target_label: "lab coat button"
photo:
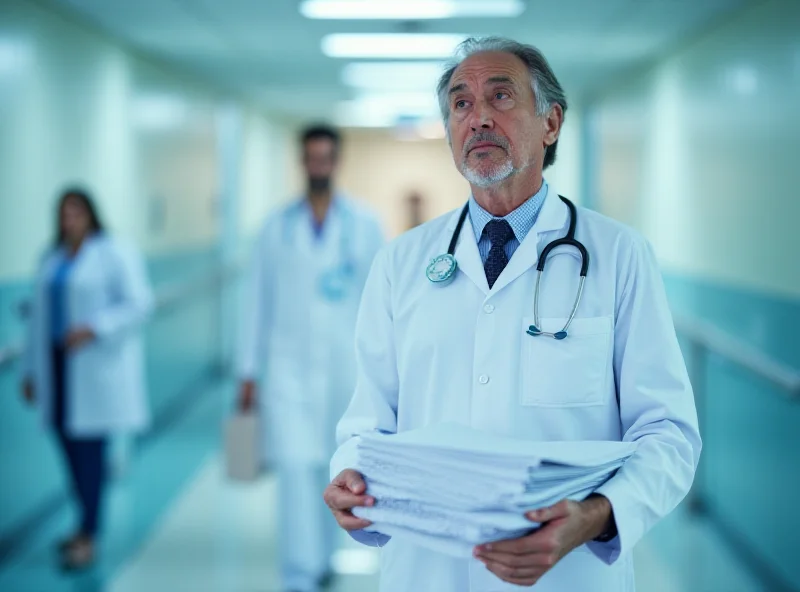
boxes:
[478,374,490,385]
[483,304,495,314]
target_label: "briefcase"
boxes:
[224,412,261,482]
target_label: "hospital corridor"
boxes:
[0,1,798,591]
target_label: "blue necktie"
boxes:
[484,219,515,289]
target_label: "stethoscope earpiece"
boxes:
[527,325,569,340]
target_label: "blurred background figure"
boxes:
[405,191,426,230]
[237,124,384,592]
[20,188,153,571]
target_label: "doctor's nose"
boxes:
[469,103,495,132]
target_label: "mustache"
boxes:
[463,133,510,156]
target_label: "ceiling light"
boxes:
[342,61,445,91]
[301,0,525,20]
[132,94,187,130]
[323,34,467,59]
[335,91,441,127]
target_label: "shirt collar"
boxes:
[468,179,549,243]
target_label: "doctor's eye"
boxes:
[454,99,469,110]
[494,92,510,100]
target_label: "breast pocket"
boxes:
[520,316,613,407]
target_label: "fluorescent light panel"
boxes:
[132,94,187,130]
[301,0,525,20]
[335,91,440,127]
[342,61,445,91]
[323,34,467,59]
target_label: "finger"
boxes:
[478,525,559,556]
[334,511,373,531]
[484,563,541,587]
[477,550,556,570]
[527,499,571,523]
[324,488,374,511]
[345,472,367,494]
[475,533,539,556]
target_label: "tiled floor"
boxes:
[0,379,770,592]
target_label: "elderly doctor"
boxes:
[324,37,701,592]
[237,124,384,592]
[22,187,153,570]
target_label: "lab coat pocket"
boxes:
[520,316,612,407]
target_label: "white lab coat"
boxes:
[238,196,385,465]
[332,183,702,592]
[23,235,154,437]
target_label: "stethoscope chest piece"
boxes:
[319,263,354,302]
[426,253,458,284]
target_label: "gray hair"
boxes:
[436,36,568,169]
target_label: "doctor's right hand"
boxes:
[238,380,257,412]
[323,469,375,531]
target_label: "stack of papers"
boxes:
[352,423,637,557]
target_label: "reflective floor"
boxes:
[0,380,767,592]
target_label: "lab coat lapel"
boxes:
[488,186,569,295]
[447,207,489,295]
[293,198,334,269]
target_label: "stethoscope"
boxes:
[284,199,355,302]
[425,195,589,340]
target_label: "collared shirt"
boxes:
[299,194,341,241]
[468,180,548,264]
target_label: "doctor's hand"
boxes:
[473,495,613,587]
[238,380,257,412]
[65,327,96,351]
[323,469,375,532]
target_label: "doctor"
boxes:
[325,37,701,592]
[237,124,384,592]
[21,187,153,570]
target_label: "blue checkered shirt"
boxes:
[469,181,548,264]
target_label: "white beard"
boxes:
[463,156,515,187]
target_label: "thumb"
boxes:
[527,499,571,523]
[346,471,366,494]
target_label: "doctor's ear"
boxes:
[543,105,563,145]
[542,105,564,169]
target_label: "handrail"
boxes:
[5,275,796,399]
[0,263,241,372]
[673,314,800,399]
[0,345,23,369]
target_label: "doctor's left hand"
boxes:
[473,495,612,587]
[65,327,96,351]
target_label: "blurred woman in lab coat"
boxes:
[21,187,154,571]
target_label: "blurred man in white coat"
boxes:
[324,37,700,592]
[238,124,384,592]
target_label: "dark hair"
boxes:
[56,186,104,246]
[300,124,341,153]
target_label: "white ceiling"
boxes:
[47,0,753,125]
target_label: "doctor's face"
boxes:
[60,195,92,245]
[303,137,338,193]
[446,52,554,187]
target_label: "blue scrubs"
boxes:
[49,254,106,537]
